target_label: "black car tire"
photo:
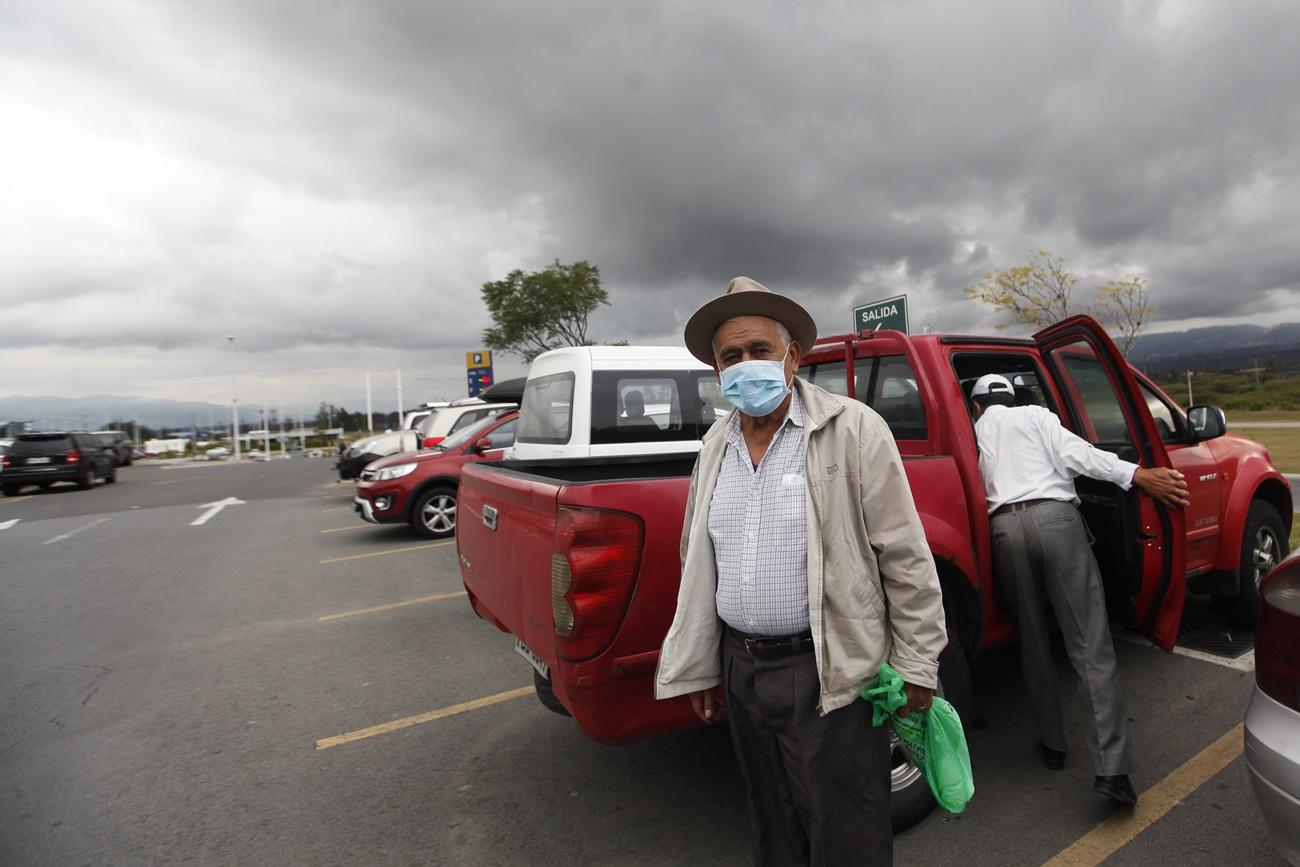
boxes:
[1213,500,1288,626]
[889,625,972,834]
[411,486,457,539]
[106,465,117,484]
[2,484,20,497]
[77,467,93,490]
[533,669,572,717]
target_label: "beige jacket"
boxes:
[654,378,947,715]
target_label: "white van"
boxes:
[511,346,726,461]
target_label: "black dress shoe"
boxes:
[1039,742,1066,771]
[1094,774,1138,805]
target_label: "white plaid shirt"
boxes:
[709,390,809,636]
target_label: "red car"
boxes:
[353,411,518,539]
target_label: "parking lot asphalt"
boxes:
[0,459,1289,865]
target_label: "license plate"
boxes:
[513,637,549,678]
[27,457,51,464]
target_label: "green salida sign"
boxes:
[853,294,909,334]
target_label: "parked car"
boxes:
[1,431,118,495]
[354,411,519,538]
[456,317,1291,831]
[93,430,135,466]
[1245,550,1300,865]
[336,398,517,480]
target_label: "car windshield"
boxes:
[432,412,505,451]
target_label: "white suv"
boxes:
[417,398,517,448]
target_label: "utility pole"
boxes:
[365,371,374,433]
[227,336,241,461]
[1186,370,1195,408]
[396,368,404,428]
[259,373,271,458]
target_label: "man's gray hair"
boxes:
[711,317,793,356]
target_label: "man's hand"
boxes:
[688,687,727,724]
[897,682,933,718]
[1134,467,1190,509]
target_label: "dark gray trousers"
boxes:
[722,629,892,867]
[991,500,1133,775]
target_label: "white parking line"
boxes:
[43,517,111,545]
[0,518,20,531]
[1172,645,1255,672]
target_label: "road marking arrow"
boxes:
[0,518,20,531]
[191,496,246,526]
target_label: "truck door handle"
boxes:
[483,505,498,531]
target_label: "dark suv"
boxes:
[1,432,118,495]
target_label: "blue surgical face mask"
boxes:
[720,347,792,417]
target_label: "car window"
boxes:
[1046,343,1135,447]
[695,375,730,431]
[591,371,708,445]
[485,419,517,449]
[951,352,1060,420]
[11,435,73,456]
[449,409,489,434]
[802,354,927,440]
[1137,379,1184,443]
[518,372,576,444]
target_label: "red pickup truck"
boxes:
[456,316,1292,827]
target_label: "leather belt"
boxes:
[729,628,815,659]
[991,498,1059,519]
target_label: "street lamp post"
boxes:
[259,373,271,459]
[226,336,241,461]
[1187,370,1195,408]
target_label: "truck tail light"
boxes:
[551,506,643,662]
[66,449,80,464]
[1,455,8,469]
[423,436,444,448]
[1257,560,1300,711]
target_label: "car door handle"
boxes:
[483,505,498,531]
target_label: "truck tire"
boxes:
[2,484,19,497]
[533,669,571,717]
[411,486,457,539]
[890,626,972,834]
[1214,500,1288,626]
[76,467,93,490]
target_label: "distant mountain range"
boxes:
[0,394,239,431]
[5,323,1299,428]
[1129,322,1300,374]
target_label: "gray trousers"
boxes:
[722,629,893,867]
[991,500,1133,775]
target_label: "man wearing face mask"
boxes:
[655,277,947,866]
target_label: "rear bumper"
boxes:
[1244,686,1300,865]
[2,466,80,485]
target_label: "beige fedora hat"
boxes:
[684,276,818,365]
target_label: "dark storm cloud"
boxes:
[4,0,1300,376]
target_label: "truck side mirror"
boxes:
[1187,405,1227,441]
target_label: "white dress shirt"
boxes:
[974,404,1138,513]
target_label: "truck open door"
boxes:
[1034,315,1188,651]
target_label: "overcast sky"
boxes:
[3,0,1298,412]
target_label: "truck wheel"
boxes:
[2,484,19,497]
[77,468,93,490]
[532,669,571,717]
[411,486,457,539]
[890,627,972,834]
[1214,500,1288,626]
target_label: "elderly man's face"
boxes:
[712,316,799,382]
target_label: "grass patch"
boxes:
[1230,426,1300,474]
[1230,410,1300,424]
[1292,522,1300,554]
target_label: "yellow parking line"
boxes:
[318,591,467,621]
[1,496,34,505]
[320,525,370,534]
[315,686,533,750]
[318,540,454,564]
[1043,722,1244,866]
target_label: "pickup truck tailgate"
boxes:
[457,462,563,669]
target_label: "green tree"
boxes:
[481,259,610,361]
[963,251,1155,357]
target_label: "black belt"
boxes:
[991,498,1060,519]
[728,628,814,659]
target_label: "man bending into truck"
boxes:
[969,373,1189,807]
[655,276,948,866]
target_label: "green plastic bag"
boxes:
[861,663,974,814]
